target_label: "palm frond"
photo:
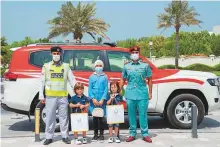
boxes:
[157,0,202,29]
[47,1,109,41]
[87,32,96,40]
[157,13,173,29]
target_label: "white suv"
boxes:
[2,43,220,129]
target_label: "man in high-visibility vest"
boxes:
[39,46,76,145]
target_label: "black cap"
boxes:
[50,46,63,53]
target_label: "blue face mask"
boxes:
[95,67,103,74]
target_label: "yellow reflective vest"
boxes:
[43,61,69,97]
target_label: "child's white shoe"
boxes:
[75,139,82,145]
[108,137,114,143]
[82,138,87,144]
[115,137,121,143]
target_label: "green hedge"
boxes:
[184,64,214,71]
[214,64,220,71]
[158,64,184,69]
[213,71,220,76]
[158,63,220,71]
[157,65,176,69]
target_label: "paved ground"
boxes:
[1,107,220,147]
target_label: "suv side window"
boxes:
[64,50,101,71]
[107,51,130,72]
[29,51,51,67]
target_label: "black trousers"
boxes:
[93,117,104,135]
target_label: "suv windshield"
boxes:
[63,50,101,71]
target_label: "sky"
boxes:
[1,1,220,43]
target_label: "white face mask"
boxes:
[130,53,139,61]
[52,55,61,62]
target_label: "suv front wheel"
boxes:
[166,94,205,129]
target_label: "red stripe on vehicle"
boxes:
[152,69,180,80]
[152,78,204,85]
[14,73,204,85]
[15,74,89,86]
[75,77,89,82]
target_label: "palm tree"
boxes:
[48,2,110,41]
[157,0,202,68]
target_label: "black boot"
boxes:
[92,117,99,142]
[62,138,71,144]
[43,139,53,145]
[92,134,99,142]
[99,134,104,143]
[99,117,104,142]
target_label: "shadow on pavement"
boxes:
[7,116,169,132]
[7,119,35,132]
[198,116,220,129]
[7,115,220,132]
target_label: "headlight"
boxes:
[207,78,219,86]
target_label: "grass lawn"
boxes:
[213,71,220,76]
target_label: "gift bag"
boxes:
[106,105,124,124]
[71,113,89,132]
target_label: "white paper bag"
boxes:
[106,105,124,124]
[71,113,89,132]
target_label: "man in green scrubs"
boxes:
[120,46,153,143]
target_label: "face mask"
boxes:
[130,53,139,61]
[52,55,60,62]
[95,67,103,74]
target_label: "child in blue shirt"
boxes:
[69,82,89,145]
[106,81,123,143]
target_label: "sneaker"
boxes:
[75,139,82,145]
[82,138,87,144]
[92,134,99,142]
[108,137,114,143]
[99,135,104,143]
[115,137,121,143]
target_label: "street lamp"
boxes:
[149,41,153,60]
